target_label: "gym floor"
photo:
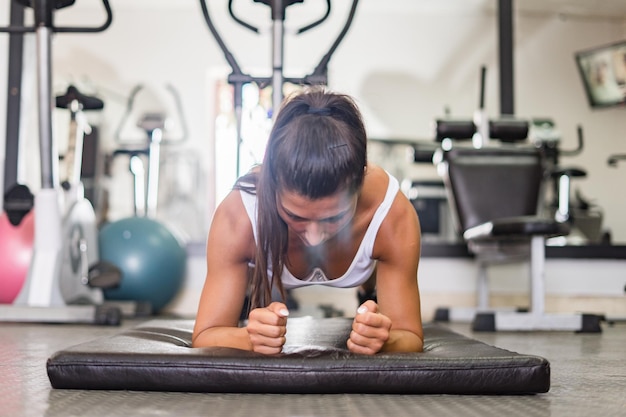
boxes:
[1,317,624,417]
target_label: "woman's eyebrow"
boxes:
[279,203,352,222]
[322,210,351,222]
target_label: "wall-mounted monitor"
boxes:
[575,40,626,109]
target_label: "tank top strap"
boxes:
[362,171,400,255]
[239,188,258,244]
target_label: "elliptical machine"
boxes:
[199,0,360,176]
[109,84,188,220]
[0,0,121,324]
[199,0,360,315]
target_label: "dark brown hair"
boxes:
[235,87,368,309]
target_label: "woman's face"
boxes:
[276,188,358,246]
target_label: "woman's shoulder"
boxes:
[361,163,393,199]
[210,189,256,258]
[354,164,391,219]
[363,163,416,224]
[213,189,253,233]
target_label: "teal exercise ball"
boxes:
[99,217,186,313]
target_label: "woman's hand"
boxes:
[347,300,392,355]
[246,301,289,354]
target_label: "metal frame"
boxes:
[3,1,25,201]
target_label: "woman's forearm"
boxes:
[380,329,424,353]
[192,326,253,350]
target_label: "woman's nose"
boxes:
[302,222,326,246]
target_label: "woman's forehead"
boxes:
[277,188,355,213]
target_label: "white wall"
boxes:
[1,1,625,316]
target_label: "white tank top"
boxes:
[240,172,400,289]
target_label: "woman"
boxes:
[193,88,423,355]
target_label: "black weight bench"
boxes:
[434,145,602,332]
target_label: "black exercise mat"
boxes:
[46,318,550,394]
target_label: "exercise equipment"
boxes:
[0,4,32,303]
[110,84,188,218]
[47,317,550,394]
[431,65,604,331]
[434,66,530,147]
[54,84,119,298]
[531,121,605,244]
[604,154,626,324]
[199,0,360,175]
[0,0,122,325]
[99,218,186,313]
[200,0,359,313]
[608,153,626,167]
[99,85,188,314]
[434,145,602,332]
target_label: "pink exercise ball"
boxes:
[0,210,34,304]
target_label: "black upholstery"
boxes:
[439,144,571,245]
[440,146,569,260]
[443,147,546,231]
[46,318,551,394]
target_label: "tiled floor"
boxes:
[0,317,624,417]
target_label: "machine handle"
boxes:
[607,154,626,167]
[228,0,330,34]
[0,0,112,33]
[200,0,359,86]
[55,0,113,33]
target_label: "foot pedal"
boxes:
[88,261,122,289]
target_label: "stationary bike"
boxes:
[55,86,122,302]
[0,0,121,324]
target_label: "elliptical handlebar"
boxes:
[200,0,359,176]
[305,0,358,85]
[228,0,260,33]
[296,0,331,34]
[55,0,112,34]
[199,0,359,87]
[200,0,246,80]
[228,0,330,34]
[0,0,112,34]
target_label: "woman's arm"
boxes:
[192,190,254,349]
[348,188,424,354]
[192,190,291,353]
